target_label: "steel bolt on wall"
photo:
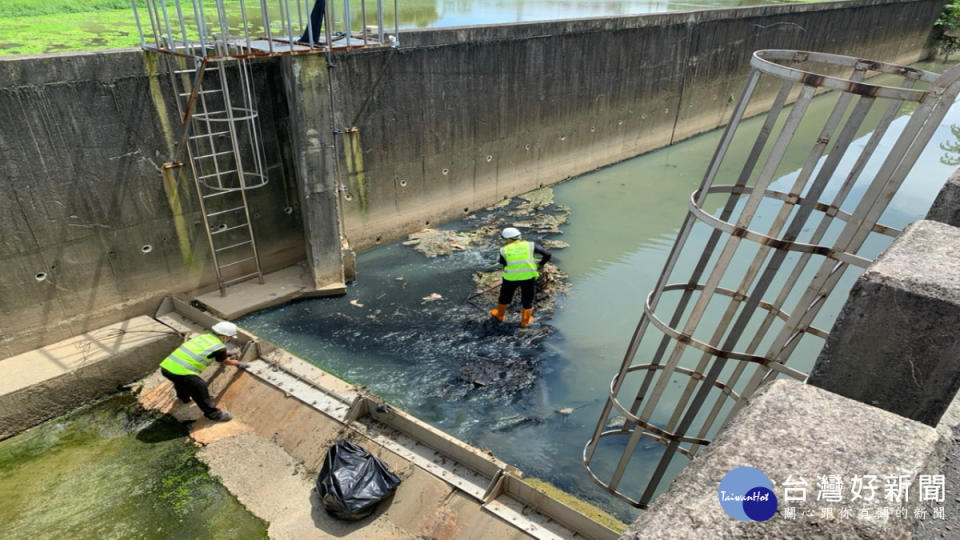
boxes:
[583,50,960,509]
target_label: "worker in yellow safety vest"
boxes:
[159,321,248,422]
[489,227,551,327]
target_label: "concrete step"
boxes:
[193,263,346,319]
[0,316,181,439]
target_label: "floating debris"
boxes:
[422,293,444,302]
[556,407,575,415]
[490,414,545,432]
[512,212,569,235]
[349,299,364,308]
[605,416,627,430]
[513,187,555,214]
[541,239,569,250]
[404,228,477,257]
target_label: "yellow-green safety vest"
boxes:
[501,240,539,281]
[159,333,226,376]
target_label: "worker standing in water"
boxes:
[159,321,248,422]
[489,227,551,327]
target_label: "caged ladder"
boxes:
[170,55,269,295]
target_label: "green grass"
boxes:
[0,12,140,54]
[0,0,436,56]
[0,0,137,18]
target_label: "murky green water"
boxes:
[239,61,960,522]
[0,395,268,539]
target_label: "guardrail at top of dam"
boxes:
[131,0,398,60]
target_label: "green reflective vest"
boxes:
[159,333,226,376]
[501,240,539,281]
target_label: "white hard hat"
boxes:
[211,321,238,338]
[501,227,521,239]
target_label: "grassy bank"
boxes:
[0,0,435,55]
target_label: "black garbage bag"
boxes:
[316,439,402,520]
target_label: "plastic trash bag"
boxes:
[316,439,402,520]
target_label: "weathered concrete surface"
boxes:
[137,362,536,538]
[0,0,941,359]
[335,0,942,250]
[926,168,960,227]
[193,263,346,320]
[0,51,305,359]
[0,315,180,438]
[808,220,960,427]
[281,54,348,290]
[200,431,412,540]
[625,379,943,539]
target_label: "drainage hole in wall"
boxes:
[425,220,431,226]
[399,179,408,187]
[485,155,493,162]
[35,272,47,282]
[375,235,382,243]
[283,206,294,215]
[141,244,153,254]
[344,192,353,201]
[463,207,469,213]
[441,168,449,176]
[524,144,531,151]
[559,135,566,141]
[213,223,228,232]
[590,126,596,133]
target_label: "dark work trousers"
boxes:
[498,278,536,309]
[299,0,325,43]
[161,368,221,418]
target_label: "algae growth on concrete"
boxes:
[0,394,267,539]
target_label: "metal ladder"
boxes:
[170,55,268,295]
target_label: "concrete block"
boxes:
[926,168,960,227]
[0,316,180,438]
[808,220,960,426]
[626,379,942,539]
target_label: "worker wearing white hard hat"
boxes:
[158,320,248,422]
[489,227,551,327]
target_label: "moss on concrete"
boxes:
[0,394,268,539]
[522,477,629,534]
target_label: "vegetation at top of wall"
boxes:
[934,0,960,61]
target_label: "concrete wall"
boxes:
[0,51,306,358]
[329,0,944,250]
[0,0,943,358]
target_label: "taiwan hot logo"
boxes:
[718,466,778,521]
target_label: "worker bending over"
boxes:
[159,321,248,422]
[490,227,551,327]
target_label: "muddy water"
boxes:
[0,395,267,539]
[239,61,960,522]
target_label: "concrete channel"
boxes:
[0,0,953,537]
[1,295,620,539]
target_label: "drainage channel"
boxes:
[158,296,619,539]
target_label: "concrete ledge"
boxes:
[626,379,942,539]
[808,220,960,426]
[193,264,346,320]
[0,316,180,439]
